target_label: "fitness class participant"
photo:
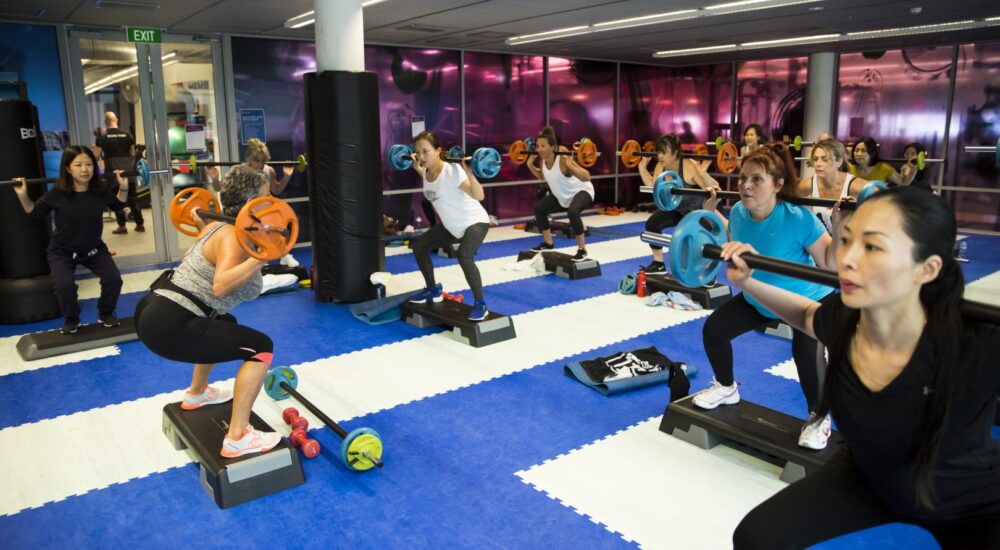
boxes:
[850,136,915,187]
[638,134,721,274]
[740,124,765,157]
[135,165,279,458]
[796,139,868,234]
[208,138,298,267]
[12,145,128,334]
[729,186,1000,549]
[407,131,491,322]
[526,126,594,262]
[693,146,835,450]
[94,111,143,234]
[901,142,932,191]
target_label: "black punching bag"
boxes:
[304,71,384,303]
[0,99,60,323]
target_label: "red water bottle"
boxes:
[637,270,647,298]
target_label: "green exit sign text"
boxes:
[126,27,161,43]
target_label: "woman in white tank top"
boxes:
[525,126,595,262]
[795,139,868,234]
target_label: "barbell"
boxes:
[643,170,887,213]
[264,366,384,471]
[638,209,1000,324]
[709,135,815,152]
[168,187,298,261]
[1,158,168,188]
[387,144,503,179]
[507,137,601,168]
[174,154,308,173]
[963,137,1000,168]
[620,139,739,173]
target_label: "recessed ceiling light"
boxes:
[910,6,923,14]
[809,5,824,10]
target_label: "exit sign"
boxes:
[126,27,161,43]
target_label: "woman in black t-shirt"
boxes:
[13,145,129,334]
[720,186,999,549]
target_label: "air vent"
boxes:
[395,24,446,33]
[0,5,45,17]
[467,31,512,39]
[91,1,161,10]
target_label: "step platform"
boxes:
[16,317,139,361]
[645,273,731,309]
[435,242,460,258]
[659,396,842,483]
[758,319,793,340]
[402,299,516,347]
[162,401,304,509]
[523,219,590,239]
[517,250,601,279]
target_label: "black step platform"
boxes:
[16,317,139,361]
[645,273,732,309]
[517,250,601,280]
[162,401,304,509]
[523,219,590,239]
[659,396,842,483]
[402,299,516,347]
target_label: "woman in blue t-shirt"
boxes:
[692,146,835,450]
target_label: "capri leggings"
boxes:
[410,222,490,301]
[135,293,273,365]
[533,191,593,236]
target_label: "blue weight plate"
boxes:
[263,366,298,401]
[857,180,887,205]
[524,137,535,152]
[449,146,465,159]
[388,144,413,171]
[653,171,683,212]
[619,273,637,295]
[341,427,383,471]
[473,147,502,179]
[136,159,149,186]
[669,210,728,288]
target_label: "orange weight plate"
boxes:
[693,144,708,156]
[508,140,528,165]
[717,142,740,174]
[235,196,299,261]
[576,139,599,167]
[169,187,219,236]
[620,139,641,168]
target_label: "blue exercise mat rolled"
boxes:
[563,346,695,396]
[349,289,423,325]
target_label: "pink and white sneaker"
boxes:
[220,425,281,458]
[181,386,233,410]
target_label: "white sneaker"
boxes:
[220,425,281,458]
[280,253,300,268]
[692,378,740,409]
[798,412,832,450]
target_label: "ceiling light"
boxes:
[507,0,821,46]
[85,51,178,94]
[653,17,1000,58]
[284,0,388,29]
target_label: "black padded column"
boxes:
[304,71,383,303]
[0,100,50,278]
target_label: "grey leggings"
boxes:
[533,191,593,237]
[410,222,489,301]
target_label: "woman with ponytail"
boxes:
[727,186,1000,548]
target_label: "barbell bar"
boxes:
[1,159,168,188]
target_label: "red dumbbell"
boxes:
[301,438,321,459]
[282,407,300,425]
[291,415,309,431]
[289,428,308,448]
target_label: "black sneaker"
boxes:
[571,248,588,262]
[530,241,555,252]
[99,312,121,327]
[641,261,667,274]
[61,318,80,335]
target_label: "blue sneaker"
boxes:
[409,284,444,303]
[468,300,489,321]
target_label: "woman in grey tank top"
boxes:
[135,165,281,458]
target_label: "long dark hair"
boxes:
[852,136,882,166]
[818,186,967,509]
[56,145,104,193]
[743,123,766,143]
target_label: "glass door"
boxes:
[67,30,228,267]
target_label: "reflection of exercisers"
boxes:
[135,165,280,458]
[406,131,491,322]
[94,111,143,234]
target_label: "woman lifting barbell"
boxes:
[796,139,869,234]
[728,186,1000,549]
[694,145,837,450]
[849,136,916,187]
[525,126,595,262]
[135,165,281,458]
[11,145,128,335]
[406,130,492,322]
[638,134,721,274]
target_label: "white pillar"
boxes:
[315,0,365,72]
[803,52,838,142]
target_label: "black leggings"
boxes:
[410,222,489,301]
[644,209,684,250]
[135,293,273,364]
[734,450,1000,549]
[702,293,824,411]
[533,191,593,237]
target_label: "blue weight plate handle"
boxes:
[653,170,683,212]
[472,147,502,179]
[669,210,728,288]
